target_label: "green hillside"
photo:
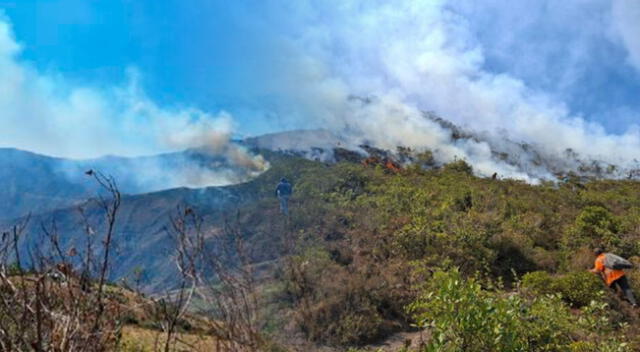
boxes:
[229,156,640,350]
[4,153,640,351]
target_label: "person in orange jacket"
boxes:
[590,248,637,307]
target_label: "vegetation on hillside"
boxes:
[5,154,640,351]
[252,157,640,350]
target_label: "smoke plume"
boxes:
[245,0,640,182]
[2,2,640,186]
[0,14,268,188]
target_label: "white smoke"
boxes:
[2,2,640,185]
[251,0,640,182]
[0,14,268,188]
[164,114,268,174]
[612,0,640,72]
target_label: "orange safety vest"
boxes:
[594,253,625,286]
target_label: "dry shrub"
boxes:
[0,172,123,351]
[283,247,409,346]
[567,246,597,272]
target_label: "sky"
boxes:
[0,0,639,171]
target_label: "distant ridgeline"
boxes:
[2,124,640,296]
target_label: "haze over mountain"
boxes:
[5,114,640,224]
[4,2,640,349]
[2,1,640,187]
[3,124,640,295]
[0,146,296,292]
[0,146,267,221]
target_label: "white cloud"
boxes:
[0,14,268,188]
[0,15,234,159]
[257,0,640,181]
[612,0,640,71]
[3,2,640,183]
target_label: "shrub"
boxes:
[552,271,604,308]
[523,294,575,351]
[523,271,604,308]
[570,341,598,352]
[332,305,384,346]
[408,269,575,352]
[490,233,538,278]
[567,206,620,249]
[522,271,555,295]
[569,339,631,352]
[284,247,395,346]
[442,159,473,175]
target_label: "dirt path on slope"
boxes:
[359,329,429,351]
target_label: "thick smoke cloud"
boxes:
[252,0,640,182]
[612,0,640,71]
[0,15,267,188]
[2,2,640,185]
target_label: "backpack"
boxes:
[603,253,633,270]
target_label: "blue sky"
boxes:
[0,0,285,133]
[0,0,639,164]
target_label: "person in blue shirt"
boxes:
[275,178,293,216]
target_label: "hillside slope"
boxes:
[2,151,317,293]
[223,159,640,350]
[6,147,640,350]
[0,147,264,221]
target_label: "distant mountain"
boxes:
[0,148,94,221]
[4,124,640,294]
[7,124,633,225]
[10,185,242,292]
[0,147,262,221]
[1,149,315,293]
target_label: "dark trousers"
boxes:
[611,276,637,306]
[278,195,289,216]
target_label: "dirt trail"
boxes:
[284,330,428,351]
[360,329,428,351]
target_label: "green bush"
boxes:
[567,206,621,249]
[570,341,598,352]
[408,269,523,352]
[523,271,604,308]
[569,339,631,352]
[522,271,556,295]
[443,159,473,175]
[552,271,604,308]
[408,269,574,352]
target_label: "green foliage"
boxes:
[553,271,604,308]
[408,269,574,352]
[442,159,473,175]
[522,271,555,295]
[569,339,630,352]
[251,155,640,348]
[408,269,632,352]
[522,271,604,307]
[567,206,621,249]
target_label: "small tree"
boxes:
[0,171,123,351]
[443,159,473,175]
[567,206,620,249]
[168,207,263,351]
[407,269,576,352]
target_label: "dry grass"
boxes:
[120,326,220,352]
